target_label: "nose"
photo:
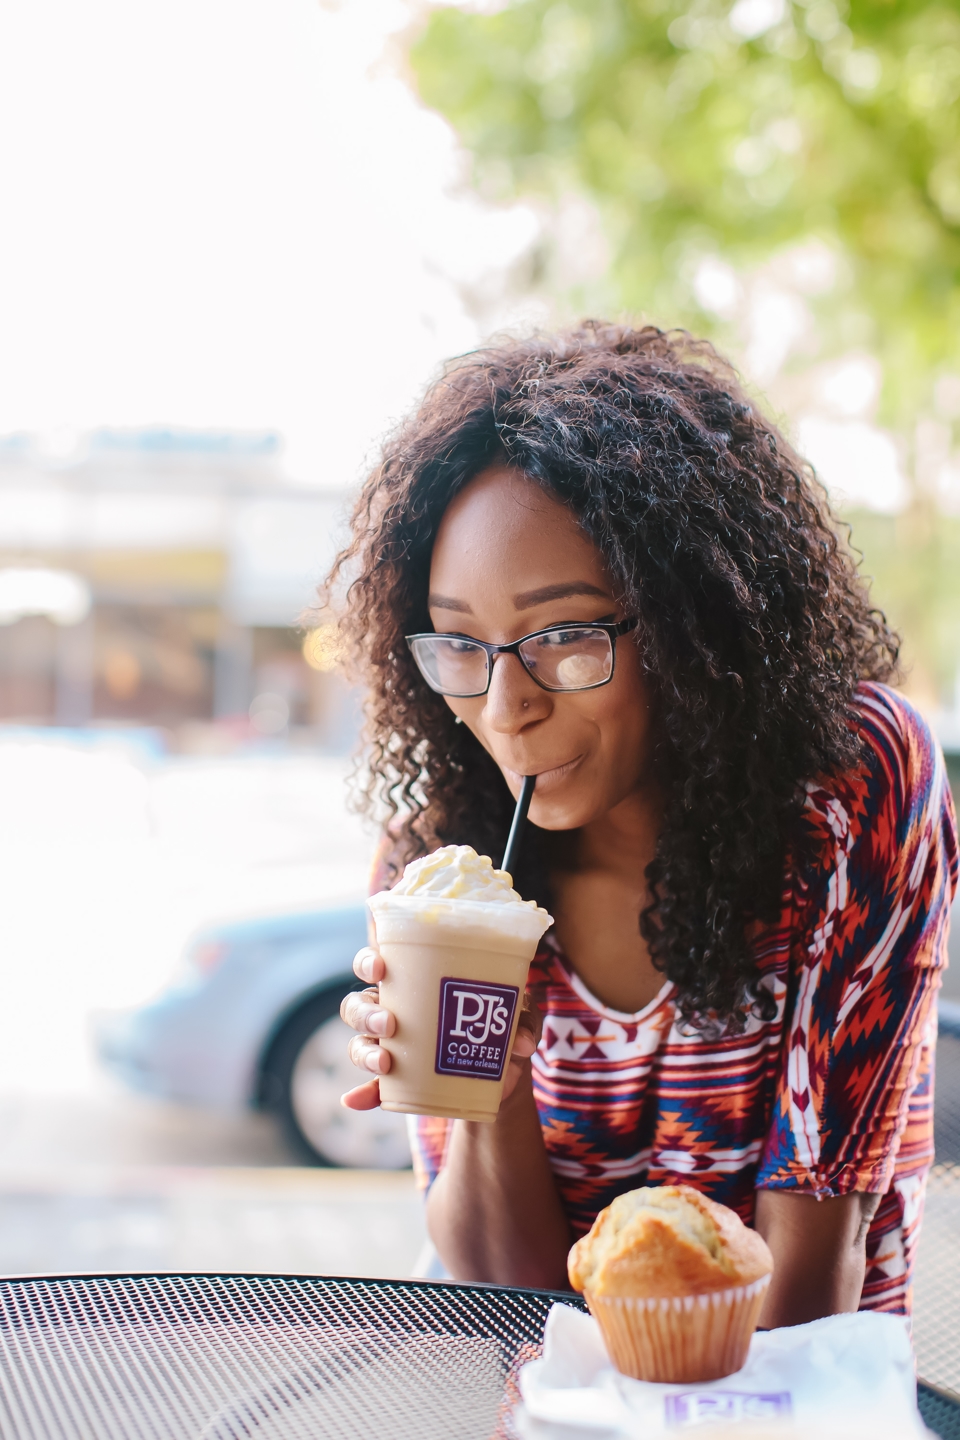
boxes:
[482,652,551,734]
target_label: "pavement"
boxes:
[0,1166,427,1281]
[0,1086,427,1281]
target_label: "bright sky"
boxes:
[0,0,936,514]
[0,0,537,488]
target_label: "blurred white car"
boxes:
[95,904,411,1169]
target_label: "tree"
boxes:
[411,0,960,427]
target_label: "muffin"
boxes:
[568,1185,773,1384]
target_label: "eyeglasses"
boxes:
[406,617,638,698]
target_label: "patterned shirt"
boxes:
[405,684,958,1314]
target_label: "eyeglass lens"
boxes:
[411,636,489,696]
[521,627,612,690]
[410,627,614,697]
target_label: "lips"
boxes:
[502,754,584,793]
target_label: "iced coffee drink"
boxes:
[367,846,553,1122]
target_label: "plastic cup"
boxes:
[367,891,551,1123]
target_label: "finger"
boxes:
[341,1078,382,1111]
[502,1049,530,1102]
[353,946,385,983]
[340,990,396,1037]
[517,994,544,1047]
[348,1034,392,1075]
[502,997,542,1099]
[511,1027,539,1060]
[340,989,376,1027]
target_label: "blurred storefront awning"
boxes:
[0,428,347,627]
[0,429,354,739]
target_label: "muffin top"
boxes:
[567,1184,773,1299]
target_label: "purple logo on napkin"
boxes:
[435,978,519,1080]
[665,1392,791,1428]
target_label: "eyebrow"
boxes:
[512,581,611,609]
[427,581,611,614]
[427,593,473,612]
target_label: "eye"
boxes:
[539,628,586,648]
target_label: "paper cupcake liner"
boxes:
[585,1274,771,1384]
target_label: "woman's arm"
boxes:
[425,1024,572,1289]
[754,1189,882,1327]
[341,947,572,1288]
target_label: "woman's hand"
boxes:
[339,945,544,1111]
[339,946,395,1111]
[502,990,543,1102]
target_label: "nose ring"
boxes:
[522,700,529,710]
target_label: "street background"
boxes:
[0,0,958,1390]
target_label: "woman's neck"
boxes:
[575,781,664,879]
[547,781,666,1012]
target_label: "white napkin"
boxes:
[515,1303,928,1438]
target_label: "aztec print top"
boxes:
[402,684,958,1315]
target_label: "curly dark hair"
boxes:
[326,323,898,1030]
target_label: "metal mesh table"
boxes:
[0,1272,954,1439]
[0,1273,577,1439]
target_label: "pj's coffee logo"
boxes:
[434,978,519,1081]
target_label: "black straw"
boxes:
[501,774,536,880]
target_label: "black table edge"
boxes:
[0,1270,585,1306]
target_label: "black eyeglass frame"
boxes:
[405,616,639,697]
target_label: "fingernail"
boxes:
[357,952,376,981]
[362,946,382,975]
[366,1009,390,1036]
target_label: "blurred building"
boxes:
[0,430,355,750]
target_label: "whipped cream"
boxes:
[369,843,553,948]
[390,844,529,905]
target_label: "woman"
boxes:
[334,324,957,1325]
